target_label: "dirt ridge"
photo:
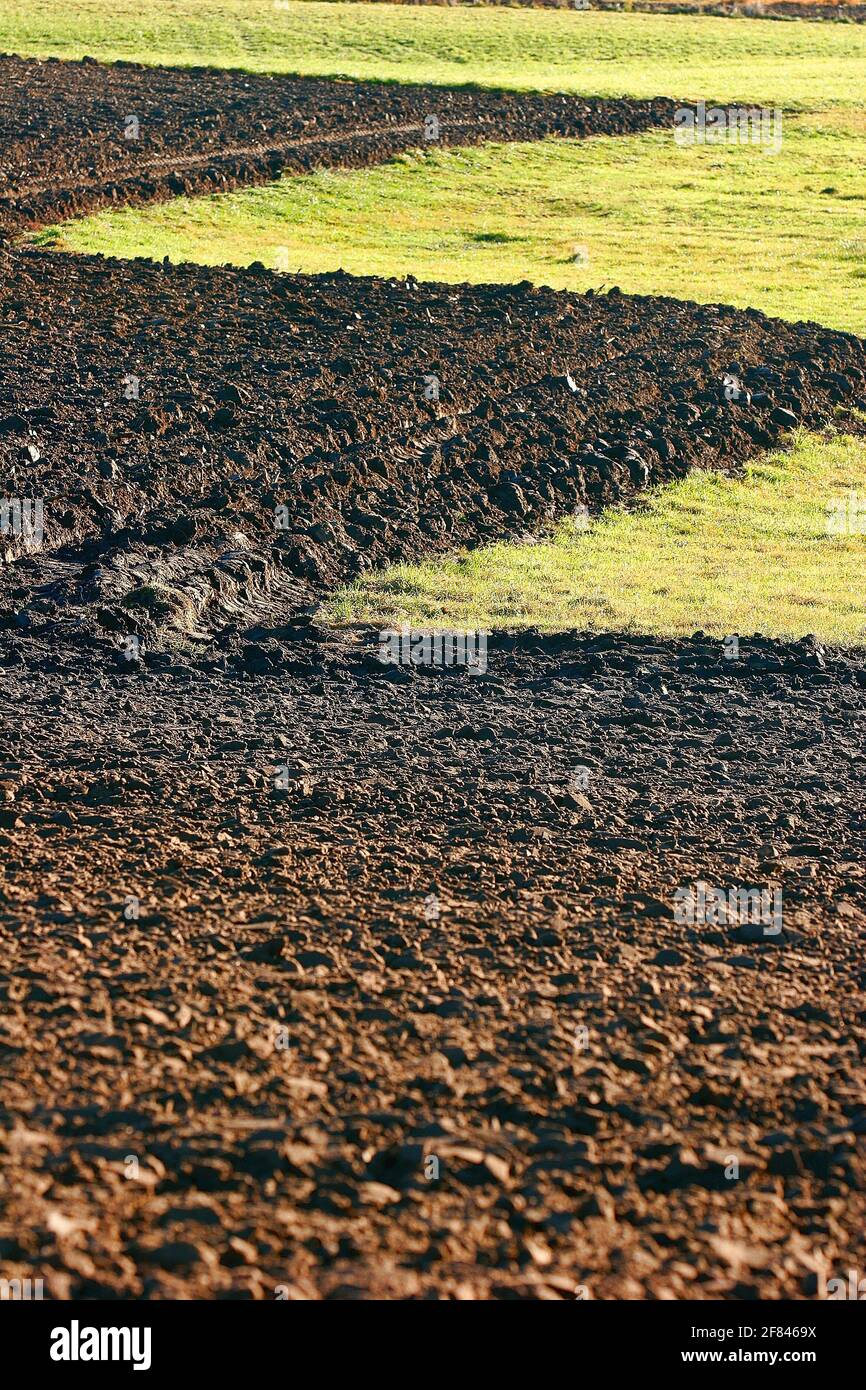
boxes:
[2,245,865,669]
[0,55,681,237]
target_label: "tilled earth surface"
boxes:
[2,248,865,670]
[1,631,865,1298]
[1,54,865,1301]
[0,55,680,237]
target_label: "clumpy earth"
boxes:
[1,247,865,665]
[0,52,864,1301]
[1,631,865,1298]
[0,55,680,237]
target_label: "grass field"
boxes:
[3,1,866,110]
[323,432,866,644]
[38,115,866,335]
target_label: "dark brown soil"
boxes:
[0,55,680,238]
[1,55,865,1304]
[2,248,865,1300]
[1,631,864,1298]
[2,248,865,669]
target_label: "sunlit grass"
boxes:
[3,2,866,109]
[34,118,866,334]
[322,432,866,644]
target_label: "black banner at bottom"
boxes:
[3,1296,858,1378]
